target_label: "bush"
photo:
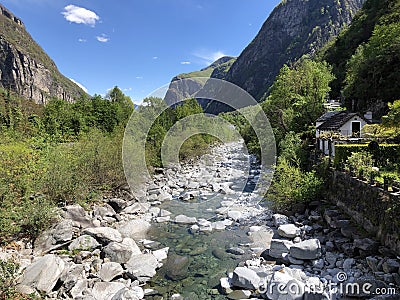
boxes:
[267,158,323,211]
[345,151,374,179]
[334,143,400,167]
[0,259,20,299]
[42,129,125,205]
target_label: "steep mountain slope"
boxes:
[224,0,366,101]
[0,4,86,104]
[164,56,235,106]
[319,0,400,115]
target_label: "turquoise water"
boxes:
[144,149,261,299]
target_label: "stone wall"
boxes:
[327,170,400,254]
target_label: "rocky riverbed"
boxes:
[1,141,399,299]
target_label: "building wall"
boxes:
[339,116,368,137]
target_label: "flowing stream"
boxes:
[144,142,266,299]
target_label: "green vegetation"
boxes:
[262,58,335,143]
[0,258,30,300]
[0,87,132,242]
[319,0,400,112]
[223,58,333,210]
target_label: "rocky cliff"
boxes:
[0,4,86,104]
[224,0,366,101]
[164,56,235,107]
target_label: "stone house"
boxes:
[316,111,371,156]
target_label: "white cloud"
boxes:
[123,87,132,92]
[96,34,109,43]
[193,50,227,65]
[181,61,191,65]
[62,5,100,27]
[135,76,143,79]
[69,78,88,93]
[153,56,158,60]
[78,38,87,42]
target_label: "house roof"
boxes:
[316,111,367,131]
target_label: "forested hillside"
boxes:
[319,0,400,115]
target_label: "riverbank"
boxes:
[1,141,398,299]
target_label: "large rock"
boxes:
[111,287,144,300]
[98,262,124,282]
[278,224,301,238]
[175,215,197,225]
[249,226,274,251]
[265,269,305,300]
[382,259,400,274]
[91,282,126,300]
[83,227,122,244]
[290,239,321,260]
[117,219,151,239]
[231,267,261,290]
[125,253,159,282]
[269,239,293,259]
[33,219,74,255]
[62,204,94,229]
[20,254,65,293]
[68,235,100,251]
[103,238,142,264]
[165,254,190,281]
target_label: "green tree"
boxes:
[262,59,334,142]
[343,23,400,107]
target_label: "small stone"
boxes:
[227,210,242,221]
[269,239,293,259]
[290,239,321,260]
[220,277,233,294]
[226,247,245,255]
[83,227,122,244]
[278,224,301,238]
[175,215,197,225]
[382,259,400,274]
[273,214,289,227]
[343,258,355,270]
[69,235,100,251]
[231,267,260,290]
[98,262,124,282]
[91,282,126,300]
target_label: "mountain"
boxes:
[319,0,400,115]
[0,4,86,104]
[224,0,366,101]
[164,56,235,106]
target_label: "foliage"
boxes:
[267,158,322,211]
[334,144,400,168]
[262,58,334,143]
[278,132,307,168]
[319,0,400,103]
[343,22,400,107]
[382,100,400,131]
[0,87,133,242]
[143,97,216,167]
[345,151,374,178]
[0,259,20,299]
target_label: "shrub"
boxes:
[267,158,323,211]
[345,151,374,179]
[0,259,20,299]
[334,143,400,167]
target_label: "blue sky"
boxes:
[2,0,281,104]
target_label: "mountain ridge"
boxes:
[0,4,86,104]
